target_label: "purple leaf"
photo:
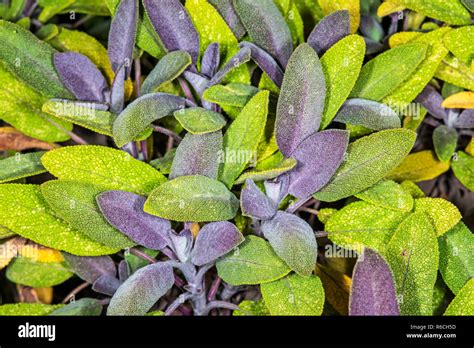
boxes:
[108,0,138,77]
[170,131,223,180]
[233,0,292,68]
[62,253,116,283]
[288,130,349,199]
[92,274,121,296]
[276,43,326,157]
[307,10,350,56]
[201,42,221,78]
[456,109,474,129]
[168,229,193,263]
[118,259,130,283]
[208,0,246,40]
[334,98,401,130]
[349,248,400,316]
[97,190,171,250]
[360,15,384,43]
[110,63,126,113]
[107,262,174,315]
[241,179,276,220]
[209,46,251,86]
[264,175,289,207]
[239,41,284,87]
[415,85,447,120]
[184,71,210,97]
[191,221,244,266]
[261,211,317,276]
[143,0,200,64]
[54,52,108,102]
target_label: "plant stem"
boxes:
[178,77,197,105]
[61,281,89,303]
[207,276,221,302]
[129,247,157,263]
[134,57,142,96]
[298,207,319,216]
[164,292,193,316]
[153,125,182,142]
[286,196,312,214]
[202,301,241,315]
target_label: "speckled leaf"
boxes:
[143,0,200,64]
[216,235,291,285]
[97,190,170,250]
[174,107,226,134]
[351,43,427,101]
[234,157,297,184]
[0,184,116,256]
[0,152,46,183]
[240,179,276,220]
[314,129,416,202]
[209,46,251,86]
[335,99,401,130]
[50,298,102,316]
[318,0,360,33]
[452,151,474,191]
[435,55,474,92]
[7,256,73,287]
[261,211,317,276]
[385,212,439,315]
[414,198,462,237]
[0,65,72,143]
[54,52,108,102]
[433,125,458,162]
[41,180,134,249]
[307,10,350,56]
[288,130,349,199]
[0,303,63,316]
[320,35,365,129]
[233,300,269,316]
[387,150,451,182]
[439,222,474,295]
[201,42,220,78]
[0,20,72,99]
[191,221,244,266]
[42,146,166,195]
[461,0,474,11]
[203,83,259,107]
[208,0,246,40]
[170,131,222,179]
[92,274,121,296]
[42,100,115,136]
[349,248,400,315]
[261,273,325,315]
[325,201,409,253]
[389,0,471,25]
[444,26,474,65]
[144,175,239,222]
[141,51,192,95]
[355,180,414,212]
[239,41,284,87]
[107,262,174,316]
[415,85,448,120]
[233,0,293,68]
[444,278,474,315]
[113,93,187,147]
[109,62,126,114]
[276,43,326,156]
[220,91,269,187]
[62,253,116,283]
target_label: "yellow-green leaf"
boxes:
[444,278,474,315]
[0,303,63,316]
[355,180,414,212]
[414,198,462,236]
[435,55,474,92]
[318,0,360,33]
[444,26,474,65]
[452,151,474,190]
[442,91,474,108]
[387,150,450,182]
[0,152,46,183]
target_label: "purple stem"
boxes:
[202,301,242,315]
[207,276,221,302]
[153,125,182,142]
[178,77,197,105]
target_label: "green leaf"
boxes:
[444,26,474,65]
[233,300,270,316]
[438,222,474,295]
[125,247,159,274]
[38,0,109,22]
[261,273,325,315]
[174,107,226,134]
[314,129,416,202]
[435,54,474,91]
[0,64,72,142]
[42,100,116,136]
[41,180,135,249]
[234,156,297,184]
[383,28,451,109]
[219,91,269,187]
[274,0,305,45]
[203,83,259,107]
[355,180,414,212]
[144,175,239,222]
[452,151,474,190]
[0,303,63,316]
[0,20,72,98]
[387,150,451,182]
[351,43,427,101]
[400,180,425,198]
[0,184,117,256]
[50,298,102,316]
[325,201,409,253]
[149,149,175,175]
[0,152,46,183]
[388,0,471,25]
[444,278,474,316]
[414,198,462,237]
[6,256,73,287]
[141,51,192,95]
[385,212,439,315]
[41,145,166,196]
[433,125,458,162]
[320,34,365,129]
[216,235,291,285]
